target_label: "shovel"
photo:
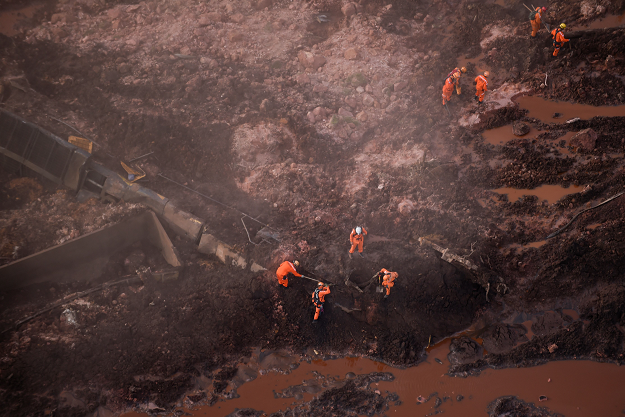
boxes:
[374,273,384,293]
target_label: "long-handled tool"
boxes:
[375,273,384,293]
[443,103,450,116]
[301,275,334,286]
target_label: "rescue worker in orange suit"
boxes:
[377,268,398,299]
[530,6,546,38]
[442,73,456,106]
[349,226,367,258]
[474,71,489,104]
[312,282,331,323]
[276,260,302,288]
[448,66,467,95]
[551,23,569,57]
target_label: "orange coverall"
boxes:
[349,227,368,254]
[380,268,398,296]
[551,28,569,56]
[312,285,331,320]
[475,75,488,103]
[447,68,463,94]
[276,261,301,288]
[442,76,455,105]
[530,7,542,37]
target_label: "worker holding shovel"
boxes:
[275,260,302,288]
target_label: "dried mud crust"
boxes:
[1,0,625,415]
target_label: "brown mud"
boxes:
[1,0,625,415]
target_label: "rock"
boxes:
[552,112,563,118]
[342,2,357,16]
[255,0,273,10]
[344,48,358,60]
[338,108,354,117]
[512,122,530,136]
[228,31,243,42]
[296,73,310,84]
[605,55,615,68]
[397,199,416,215]
[570,128,597,151]
[230,13,245,23]
[107,8,121,19]
[362,94,375,107]
[51,13,67,24]
[393,80,408,92]
[198,12,223,25]
[448,336,484,365]
[297,51,326,70]
[365,84,373,93]
[307,112,316,124]
[312,84,328,93]
[356,112,367,122]
[344,96,358,108]
[580,1,594,17]
[312,107,327,121]
[385,101,400,113]
[260,99,271,112]
[356,86,364,93]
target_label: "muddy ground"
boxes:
[1,0,625,415]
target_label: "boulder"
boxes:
[341,3,357,16]
[198,12,223,25]
[570,128,597,151]
[259,99,271,112]
[362,94,375,107]
[344,48,358,60]
[297,51,326,70]
[228,31,243,42]
[255,0,273,10]
[393,80,408,92]
[344,96,358,108]
[397,199,416,215]
[512,122,530,136]
[230,13,245,24]
[295,73,310,84]
[356,112,367,122]
[448,336,483,366]
[338,108,354,117]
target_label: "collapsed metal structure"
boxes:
[0,109,266,281]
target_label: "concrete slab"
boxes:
[0,211,181,290]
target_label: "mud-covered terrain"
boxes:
[1,0,625,415]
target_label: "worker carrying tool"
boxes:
[448,67,467,95]
[312,282,331,323]
[349,226,367,258]
[377,268,398,298]
[276,260,302,288]
[474,71,489,104]
[551,23,569,57]
[529,6,547,38]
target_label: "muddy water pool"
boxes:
[516,96,625,123]
[0,4,42,37]
[122,337,625,417]
[492,184,582,204]
[583,13,625,30]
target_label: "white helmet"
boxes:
[355,226,362,234]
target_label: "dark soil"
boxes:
[1,0,625,415]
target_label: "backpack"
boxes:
[529,10,538,20]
